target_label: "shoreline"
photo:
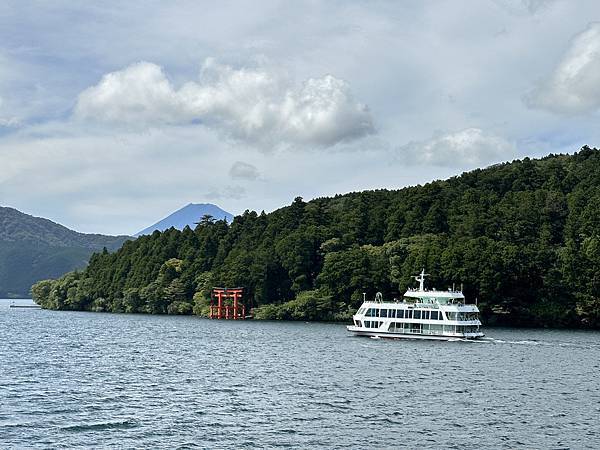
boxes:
[17,302,600,332]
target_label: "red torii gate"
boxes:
[210,287,245,320]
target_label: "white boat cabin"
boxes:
[347,270,484,340]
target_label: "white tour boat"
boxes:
[347,270,484,340]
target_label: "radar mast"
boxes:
[413,268,430,291]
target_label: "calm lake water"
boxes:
[1,299,599,449]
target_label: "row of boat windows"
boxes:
[364,308,441,320]
[389,323,480,334]
[360,321,479,334]
[361,308,478,321]
[446,312,479,320]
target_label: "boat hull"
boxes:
[346,326,484,341]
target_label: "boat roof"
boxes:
[404,289,465,299]
[404,269,465,299]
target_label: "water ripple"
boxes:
[1,300,600,448]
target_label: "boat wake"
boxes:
[481,337,541,345]
[480,337,599,349]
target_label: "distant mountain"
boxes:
[135,203,234,236]
[0,206,130,298]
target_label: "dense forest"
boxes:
[33,147,600,328]
[0,206,129,297]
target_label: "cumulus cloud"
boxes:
[526,23,600,115]
[397,128,516,167]
[74,59,374,148]
[75,62,182,124]
[229,161,259,180]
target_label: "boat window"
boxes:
[381,309,388,318]
[365,308,373,317]
[405,309,413,319]
[430,311,439,320]
[410,323,422,333]
[423,310,430,320]
[390,309,396,318]
[446,312,457,320]
[414,310,421,320]
[430,324,443,333]
[397,310,404,319]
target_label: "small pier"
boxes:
[209,287,246,319]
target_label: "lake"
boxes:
[1,299,599,448]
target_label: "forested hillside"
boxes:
[0,207,129,297]
[33,147,600,328]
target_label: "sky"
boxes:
[1,0,600,235]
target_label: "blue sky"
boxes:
[1,0,599,235]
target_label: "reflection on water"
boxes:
[1,301,599,448]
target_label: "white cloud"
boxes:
[5,1,600,236]
[75,62,182,124]
[397,128,516,167]
[74,59,374,148]
[229,161,259,180]
[526,23,600,115]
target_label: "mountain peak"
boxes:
[135,203,234,236]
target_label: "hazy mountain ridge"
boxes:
[135,203,234,236]
[0,207,129,249]
[0,207,130,297]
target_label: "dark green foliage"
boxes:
[253,290,352,321]
[32,147,600,328]
[0,207,129,297]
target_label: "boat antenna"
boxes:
[363,292,366,302]
[413,268,429,292]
